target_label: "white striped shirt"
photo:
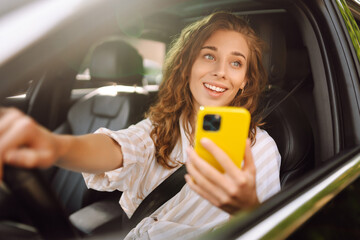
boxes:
[83,118,281,239]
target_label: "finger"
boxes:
[196,140,255,200]
[186,173,244,213]
[187,146,244,199]
[4,148,53,168]
[199,138,240,178]
[186,147,225,186]
[0,117,35,162]
[187,148,247,211]
[187,148,256,212]
[0,108,24,136]
[186,149,228,202]
[242,139,256,174]
[186,152,221,192]
[185,174,220,206]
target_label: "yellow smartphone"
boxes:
[194,106,250,173]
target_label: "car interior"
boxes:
[45,8,316,233]
[1,0,340,238]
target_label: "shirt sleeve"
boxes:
[82,118,156,193]
[252,128,281,203]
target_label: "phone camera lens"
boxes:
[203,114,221,131]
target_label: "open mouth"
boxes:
[203,83,226,93]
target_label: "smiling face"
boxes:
[189,30,249,113]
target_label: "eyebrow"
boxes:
[201,45,246,60]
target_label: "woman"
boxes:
[0,12,280,239]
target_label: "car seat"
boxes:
[251,15,314,187]
[45,39,150,214]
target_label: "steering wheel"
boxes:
[3,166,79,239]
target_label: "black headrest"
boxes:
[250,16,287,86]
[89,39,144,86]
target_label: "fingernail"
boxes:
[200,137,210,145]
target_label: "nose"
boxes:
[212,59,226,79]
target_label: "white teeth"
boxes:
[204,83,226,92]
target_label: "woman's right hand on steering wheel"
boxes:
[0,107,59,180]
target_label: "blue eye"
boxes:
[232,61,241,67]
[204,54,214,60]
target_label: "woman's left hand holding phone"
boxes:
[185,138,259,215]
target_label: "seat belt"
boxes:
[261,77,307,119]
[69,165,187,236]
[126,164,187,228]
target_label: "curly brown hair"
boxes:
[147,12,267,169]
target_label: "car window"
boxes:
[128,37,165,85]
[73,37,165,100]
[339,0,360,64]
[0,0,40,17]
